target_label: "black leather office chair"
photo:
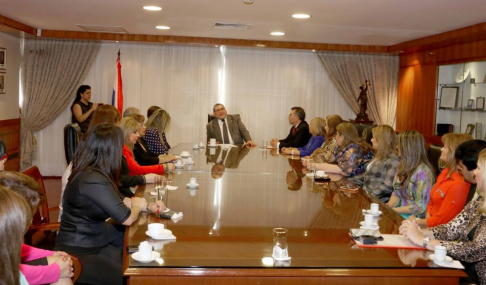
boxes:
[427,144,443,176]
[64,123,81,164]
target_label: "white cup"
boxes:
[370,203,379,214]
[181,151,190,157]
[364,214,374,226]
[199,141,204,146]
[316,170,325,177]
[190,177,197,186]
[434,245,447,262]
[138,241,152,260]
[148,223,164,236]
[176,159,183,167]
[193,143,199,149]
[187,157,193,163]
[210,138,216,146]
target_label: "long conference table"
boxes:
[123,143,466,285]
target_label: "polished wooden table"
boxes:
[123,144,466,284]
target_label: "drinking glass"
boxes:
[273,228,289,259]
[154,176,165,200]
[262,140,268,149]
[309,162,316,176]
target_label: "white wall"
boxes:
[0,32,20,120]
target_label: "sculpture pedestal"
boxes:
[350,119,374,125]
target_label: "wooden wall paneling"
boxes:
[0,118,21,171]
[396,64,437,136]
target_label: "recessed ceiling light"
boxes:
[143,6,162,11]
[271,32,285,36]
[156,26,170,30]
[292,14,311,19]
[256,44,266,47]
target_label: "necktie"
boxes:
[292,126,296,135]
[222,149,228,164]
[222,119,230,144]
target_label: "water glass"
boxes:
[309,162,316,175]
[262,140,268,149]
[273,228,289,259]
[154,176,165,200]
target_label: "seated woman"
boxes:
[119,117,174,176]
[71,85,100,133]
[129,114,176,165]
[306,114,343,164]
[55,123,164,285]
[0,172,74,285]
[0,186,33,285]
[387,130,435,219]
[311,122,374,177]
[0,138,7,171]
[88,104,121,129]
[144,109,171,155]
[400,148,486,284]
[282,117,326,156]
[409,133,473,228]
[349,125,399,203]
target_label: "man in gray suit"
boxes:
[206,103,256,147]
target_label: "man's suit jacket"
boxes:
[279,121,312,148]
[206,115,252,144]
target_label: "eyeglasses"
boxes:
[214,107,225,113]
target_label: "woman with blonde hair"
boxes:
[349,125,399,202]
[409,133,474,227]
[307,114,343,163]
[282,117,326,156]
[311,122,374,176]
[130,114,176,166]
[400,148,486,284]
[145,109,171,155]
[119,117,174,176]
[387,130,435,218]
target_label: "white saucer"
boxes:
[199,145,205,148]
[131,251,160,263]
[175,164,184,168]
[306,173,314,177]
[429,254,453,264]
[360,224,380,230]
[180,155,190,158]
[146,229,173,239]
[359,221,378,227]
[187,183,199,188]
[272,255,291,261]
[362,209,382,216]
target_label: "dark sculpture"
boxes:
[355,80,373,124]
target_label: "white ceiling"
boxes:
[1,0,486,46]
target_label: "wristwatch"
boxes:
[422,237,430,248]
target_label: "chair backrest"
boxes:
[64,123,81,164]
[21,166,50,225]
[208,114,240,123]
[427,144,443,176]
[71,254,83,283]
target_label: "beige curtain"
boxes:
[317,51,399,126]
[20,38,100,169]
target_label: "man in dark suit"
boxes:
[206,103,256,147]
[271,106,311,149]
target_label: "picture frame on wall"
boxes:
[477,97,485,110]
[467,99,475,109]
[466,123,475,135]
[0,72,5,94]
[439,87,459,109]
[0,48,5,69]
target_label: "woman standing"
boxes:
[55,123,164,285]
[144,109,171,155]
[282,117,326,156]
[400,148,486,284]
[349,125,399,202]
[312,122,374,177]
[387,130,435,218]
[71,85,99,133]
[409,133,473,227]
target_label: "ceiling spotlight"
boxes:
[292,14,311,19]
[256,44,266,47]
[143,6,162,11]
[242,0,254,4]
[271,32,285,36]
[156,26,170,30]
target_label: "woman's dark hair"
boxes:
[88,105,121,131]
[147,106,161,119]
[70,123,123,186]
[0,138,6,157]
[71,85,91,109]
